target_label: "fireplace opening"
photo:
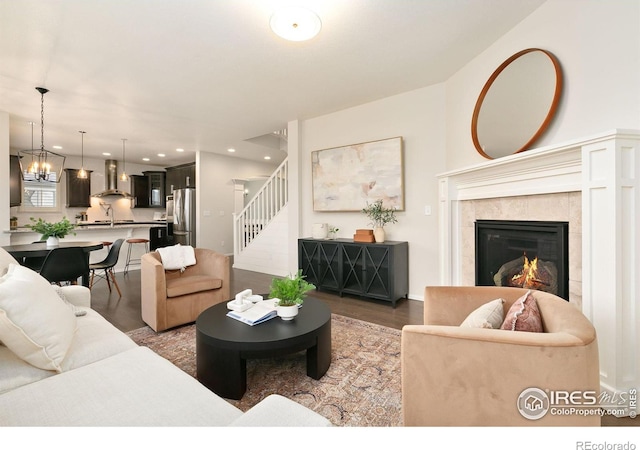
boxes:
[475,220,569,300]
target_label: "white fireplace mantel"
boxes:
[437,129,640,411]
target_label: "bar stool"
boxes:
[124,238,150,275]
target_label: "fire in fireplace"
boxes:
[475,220,569,300]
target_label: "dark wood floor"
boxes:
[89,268,636,427]
[89,267,424,333]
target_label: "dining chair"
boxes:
[89,239,124,297]
[22,240,47,272]
[39,247,90,286]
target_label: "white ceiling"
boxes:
[0,0,545,168]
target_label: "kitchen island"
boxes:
[3,221,167,272]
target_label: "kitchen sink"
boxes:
[92,220,135,224]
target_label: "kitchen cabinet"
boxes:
[64,168,92,208]
[165,162,195,193]
[131,175,149,208]
[149,226,174,250]
[298,238,408,307]
[10,155,21,207]
[146,171,166,207]
[131,171,166,208]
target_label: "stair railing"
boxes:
[233,158,288,254]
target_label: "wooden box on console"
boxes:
[354,229,375,242]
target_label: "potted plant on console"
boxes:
[269,270,316,321]
[28,217,76,247]
[362,199,398,243]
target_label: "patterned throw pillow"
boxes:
[500,290,543,332]
[460,298,505,329]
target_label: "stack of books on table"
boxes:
[226,299,279,326]
[354,229,375,242]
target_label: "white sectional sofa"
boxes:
[0,248,331,426]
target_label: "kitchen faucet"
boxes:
[100,202,115,227]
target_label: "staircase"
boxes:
[232,158,289,276]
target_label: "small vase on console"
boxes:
[373,227,385,243]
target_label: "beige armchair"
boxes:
[401,286,600,426]
[141,248,230,332]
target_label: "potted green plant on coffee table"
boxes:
[269,270,316,320]
[28,217,76,247]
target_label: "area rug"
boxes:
[126,314,402,426]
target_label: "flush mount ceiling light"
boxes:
[270,6,322,41]
[18,87,66,183]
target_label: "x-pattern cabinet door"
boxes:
[341,243,365,295]
[298,239,340,291]
[362,245,392,299]
[341,243,392,300]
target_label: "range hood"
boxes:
[91,160,133,199]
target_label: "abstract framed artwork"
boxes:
[312,136,404,211]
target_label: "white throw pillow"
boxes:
[460,298,505,329]
[0,264,77,372]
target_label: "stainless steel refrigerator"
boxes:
[172,187,196,246]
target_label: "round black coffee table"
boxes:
[195,295,332,399]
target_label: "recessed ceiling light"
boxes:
[52,145,62,150]
[264,156,271,160]
[227,148,236,153]
[142,157,150,162]
[176,148,184,152]
[102,152,111,156]
[270,6,322,42]
[158,153,166,157]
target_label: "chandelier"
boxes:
[18,87,65,183]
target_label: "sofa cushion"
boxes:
[0,307,138,394]
[166,275,222,298]
[0,346,244,426]
[460,298,505,329]
[53,285,86,317]
[500,290,543,332]
[0,264,77,372]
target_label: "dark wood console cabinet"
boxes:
[298,238,408,307]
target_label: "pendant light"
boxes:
[119,138,128,181]
[18,87,66,182]
[77,131,88,179]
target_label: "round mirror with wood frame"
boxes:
[471,48,563,160]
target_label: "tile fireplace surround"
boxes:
[438,129,639,413]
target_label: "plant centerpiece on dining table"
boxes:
[361,199,398,243]
[269,269,316,320]
[28,217,76,247]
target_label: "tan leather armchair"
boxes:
[401,286,600,426]
[141,248,230,332]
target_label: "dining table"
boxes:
[2,241,104,287]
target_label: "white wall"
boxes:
[295,0,640,301]
[445,0,640,170]
[0,111,9,246]
[299,85,447,300]
[197,151,278,254]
